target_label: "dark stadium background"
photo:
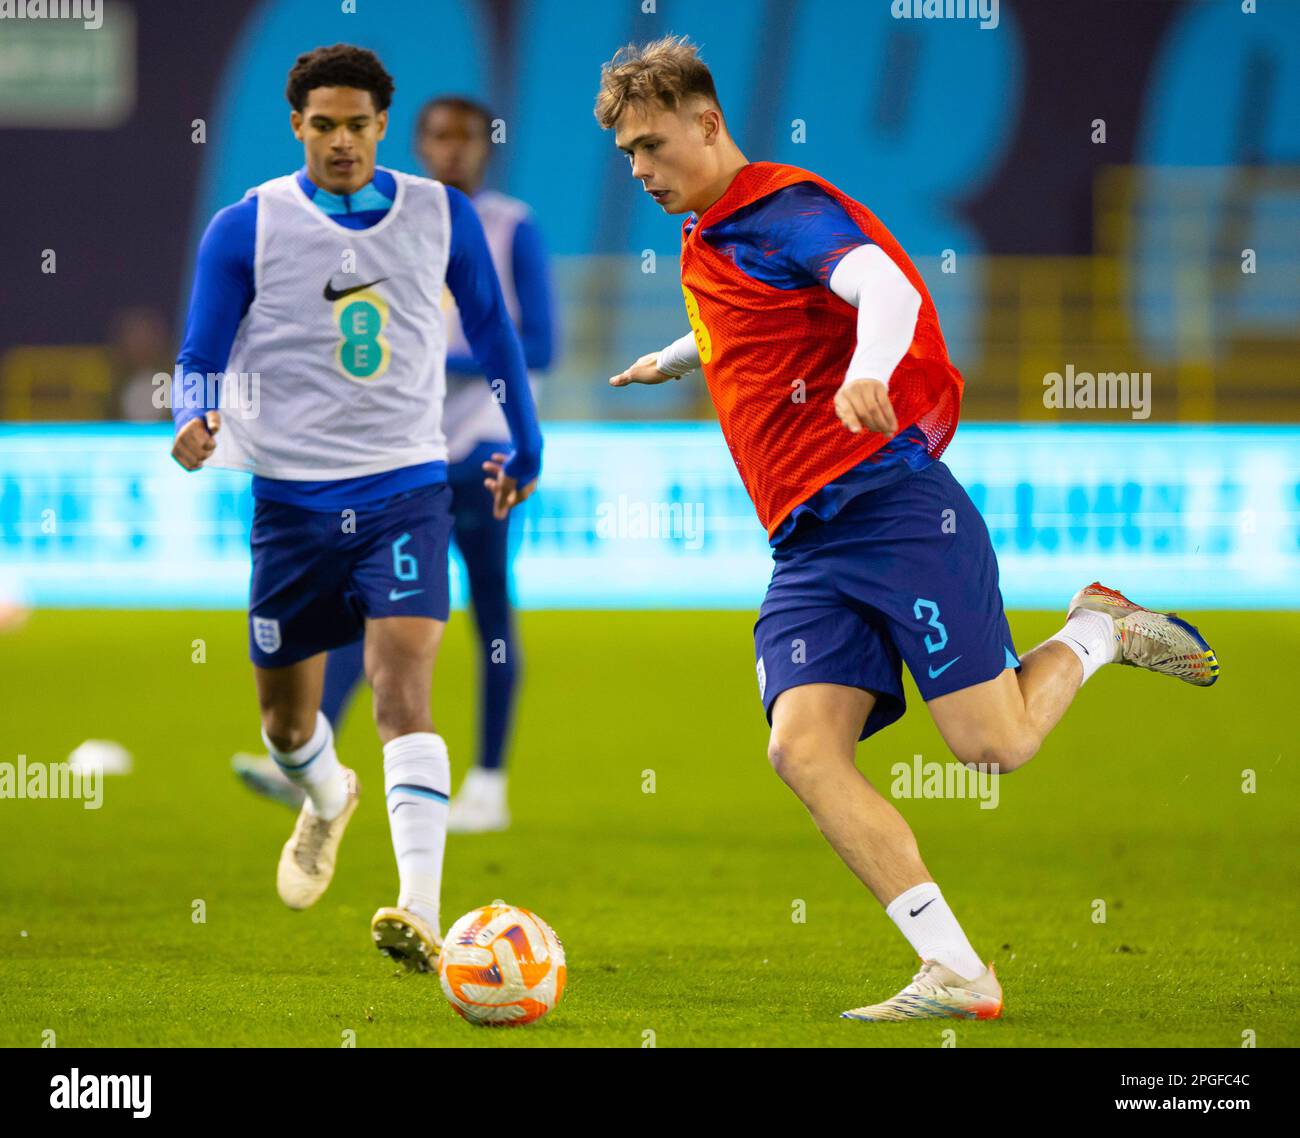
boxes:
[6,0,1293,424]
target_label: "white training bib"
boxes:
[440,189,537,463]
[211,168,452,480]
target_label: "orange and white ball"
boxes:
[439,902,566,1026]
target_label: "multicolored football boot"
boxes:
[842,960,1003,1022]
[1068,582,1220,686]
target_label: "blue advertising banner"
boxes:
[0,424,1296,610]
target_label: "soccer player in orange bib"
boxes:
[597,36,1219,1022]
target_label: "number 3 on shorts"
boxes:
[913,597,948,654]
[392,533,419,583]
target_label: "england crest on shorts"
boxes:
[756,655,767,700]
[253,616,281,654]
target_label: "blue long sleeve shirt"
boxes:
[174,167,543,510]
[444,210,555,375]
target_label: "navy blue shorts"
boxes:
[248,483,454,668]
[754,461,1020,741]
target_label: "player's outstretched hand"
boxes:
[609,352,674,386]
[171,411,221,471]
[834,377,897,438]
[482,452,538,520]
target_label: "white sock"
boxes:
[886,883,985,981]
[1049,608,1119,683]
[383,733,450,935]
[264,711,348,820]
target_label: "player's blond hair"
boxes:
[593,35,723,130]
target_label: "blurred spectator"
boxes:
[110,306,172,421]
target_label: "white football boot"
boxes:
[1068,582,1220,686]
[276,767,360,909]
[231,753,306,811]
[841,959,1004,1022]
[371,906,443,973]
[446,767,510,834]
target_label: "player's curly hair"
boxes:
[594,34,722,129]
[285,43,395,112]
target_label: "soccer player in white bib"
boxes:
[171,45,543,973]
[232,95,556,835]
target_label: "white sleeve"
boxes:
[655,331,701,378]
[828,243,922,387]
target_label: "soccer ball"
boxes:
[439,901,566,1026]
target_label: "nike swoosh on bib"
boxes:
[323,276,389,301]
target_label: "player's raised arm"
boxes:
[170,198,257,470]
[609,331,700,386]
[827,244,922,439]
[444,185,543,517]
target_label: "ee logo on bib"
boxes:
[681,284,713,365]
[332,288,392,382]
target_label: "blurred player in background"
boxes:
[234,93,556,834]
[174,45,542,970]
[600,36,1219,1022]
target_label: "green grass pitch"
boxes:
[0,609,1295,1048]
